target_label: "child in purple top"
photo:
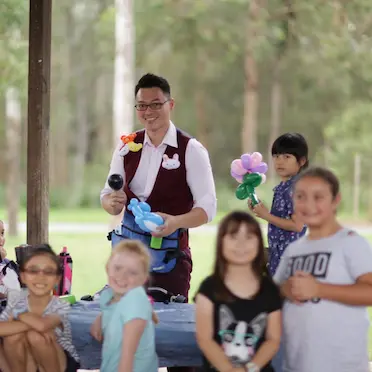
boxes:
[249,133,309,372]
[250,133,309,276]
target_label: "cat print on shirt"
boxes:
[218,305,267,366]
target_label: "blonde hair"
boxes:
[109,240,151,273]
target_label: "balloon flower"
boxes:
[230,152,268,206]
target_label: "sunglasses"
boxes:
[23,267,59,277]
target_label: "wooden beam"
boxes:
[27,0,52,244]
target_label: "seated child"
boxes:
[0,220,7,264]
[0,244,80,372]
[0,220,7,301]
[90,239,158,372]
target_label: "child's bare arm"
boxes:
[249,310,281,369]
[0,319,30,336]
[90,314,103,342]
[313,272,372,306]
[18,312,62,332]
[118,318,147,372]
[250,200,303,232]
[290,271,372,306]
[151,310,159,324]
[264,212,303,232]
[195,294,235,372]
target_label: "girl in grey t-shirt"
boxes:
[274,167,372,372]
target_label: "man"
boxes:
[100,73,217,372]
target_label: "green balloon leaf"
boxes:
[235,183,249,200]
[235,172,263,205]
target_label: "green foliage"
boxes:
[325,101,372,178]
[2,0,372,215]
[0,0,28,91]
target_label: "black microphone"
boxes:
[108,174,124,191]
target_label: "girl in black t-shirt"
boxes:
[195,211,282,372]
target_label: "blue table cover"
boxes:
[69,301,203,369]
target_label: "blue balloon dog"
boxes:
[127,198,164,248]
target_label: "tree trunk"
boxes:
[195,54,208,148]
[242,0,260,153]
[67,52,89,207]
[96,72,112,158]
[267,62,282,180]
[267,0,294,178]
[113,0,135,145]
[5,88,21,236]
[51,3,73,187]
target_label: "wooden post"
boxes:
[27,0,52,244]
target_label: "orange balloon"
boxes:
[121,133,137,144]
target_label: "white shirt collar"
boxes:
[143,121,178,148]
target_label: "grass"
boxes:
[4,229,372,359]
[0,208,109,224]
[4,231,216,301]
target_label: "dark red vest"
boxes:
[123,129,194,215]
[122,128,194,298]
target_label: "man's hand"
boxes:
[252,202,270,221]
[105,190,127,215]
[151,212,180,238]
[290,271,320,301]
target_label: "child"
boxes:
[90,240,158,372]
[0,220,8,264]
[0,244,80,372]
[0,220,8,301]
[274,167,372,372]
[195,211,282,372]
[250,133,309,276]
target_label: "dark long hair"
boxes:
[212,211,268,302]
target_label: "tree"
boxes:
[113,0,135,146]
[5,87,21,236]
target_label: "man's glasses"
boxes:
[134,100,170,111]
[23,268,58,277]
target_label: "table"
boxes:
[69,301,203,369]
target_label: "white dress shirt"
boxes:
[100,122,217,222]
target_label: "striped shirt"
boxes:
[0,291,79,362]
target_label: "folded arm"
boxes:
[18,313,62,333]
[0,320,30,336]
[318,273,372,306]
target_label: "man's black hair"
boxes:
[135,73,171,97]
